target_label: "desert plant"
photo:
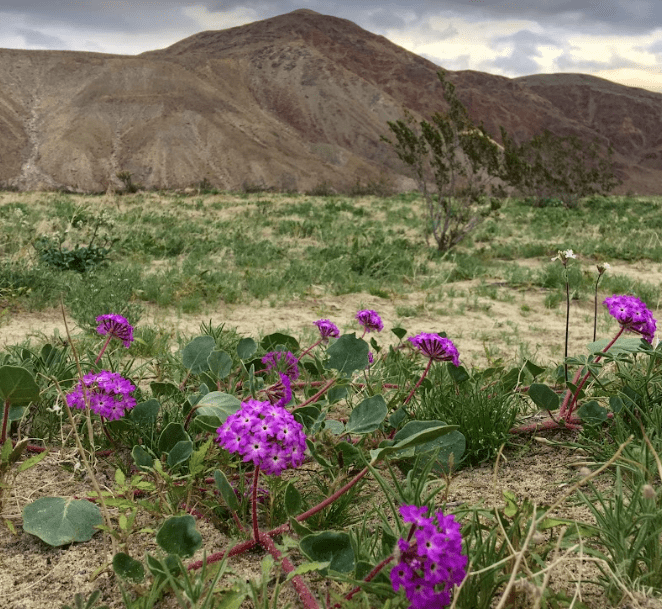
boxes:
[500,127,621,208]
[382,70,505,252]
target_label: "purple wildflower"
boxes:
[356,309,383,333]
[391,505,466,609]
[66,370,137,421]
[264,372,292,408]
[261,351,300,380]
[216,399,306,476]
[409,333,461,366]
[314,319,340,341]
[603,295,657,343]
[96,314,134,348]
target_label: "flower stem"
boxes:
[0,398,10,444]
[334,555,395,607]
[404,358,433,405]
[561,325,625,420]
[564,269,570,383]
[258,532,321,609]
[297,378,336,408]
[252,464,260,542]
[299,338,323,360]
[94,335,112,365]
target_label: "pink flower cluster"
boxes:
[96,313,134,348]
[409,333,460,366]
[603,295,657,343]
[66,370,137,420]
[391,505,467,609]
[216,399,306,476]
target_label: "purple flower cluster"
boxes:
[391,505,467,609]
[262,351,300,380]
[66,371,137,421]
[409,333,460,367]
[603,295,657,343]
[264,372,292,408]
[314,319,340,341]
[356,309,383,333]
[216,399,306,476]
[96,314,134,348]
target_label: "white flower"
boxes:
[551,249,577,263]
[597,262,611,274]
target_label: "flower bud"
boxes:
[642,484,656,501]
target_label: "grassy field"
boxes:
[0,190,661,609]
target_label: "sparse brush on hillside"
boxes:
[382,70,506,252]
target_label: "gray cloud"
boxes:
[15,27,68,49]
[555,52,640,72]
[488,30,562,76]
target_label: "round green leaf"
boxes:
[158,422,190,454]
[132,445,155,471]
[345,395,387,434]
[156,515,202,558]
[113,552,145,583]
[299,531,355,573]
[260,333,300,353]
[528,383,560,412]
[22,497,102,546]
[324,419,345,435]
[193,392,242,432]
[578,400,608,425]
[129,399,160,428]
[182,336,216,374]
[236,338,257,360]
[207,350,233,379]
[325,334,369,377]
[392,420,465,473]
[166,440,194,468]
[0,365,39,405]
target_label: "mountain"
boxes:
[0,9,661,193]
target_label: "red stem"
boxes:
[299,339,323,360]
[404,358,433,405]
[252,464,260,541]
[1,398,10,444]
[335,555,395,607]
[94,335,112,365]
[258,531,321,609]
[297,378,336,409]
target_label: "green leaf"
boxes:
[22,497,103,546]
[447,365,470,384]
[261,333,300,353]
[129,399,160,428]
[300,531,355,573]
[577,400,608,425]
[370,423,459,464]
[158,422,190,454]
[112,552,145,583]
[214,469,239,512]
[610,395,624,414]
[166,440,193,469]
[284,482,302,516]
[336,441,361,466]
[146,553,181,579]
[236,338,257,360]
[327,385,348,404]
[345,395,387,434]
[207,350,233,379]
[293,406,325,432]
[527,383,560,411]
[325,334,370,377]
[189,439,211,478]
[524,360,546,379]
[391,420,465,473]
[324,419,345,435]
[192,392,241,433]
[0,366,39,406]
[150,381,179,398]
[215,587,249,609]
[285,561,331,581]
[156,515,202,558]
[182,336,216,374]
[17,448,49,473]
[132,445,154,471]
[391,327,407,340]
[289,517,313,537]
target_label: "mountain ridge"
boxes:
[1,9,660,193]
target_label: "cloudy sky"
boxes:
[2,1,661,93]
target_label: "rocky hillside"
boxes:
[0,9,660,193]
